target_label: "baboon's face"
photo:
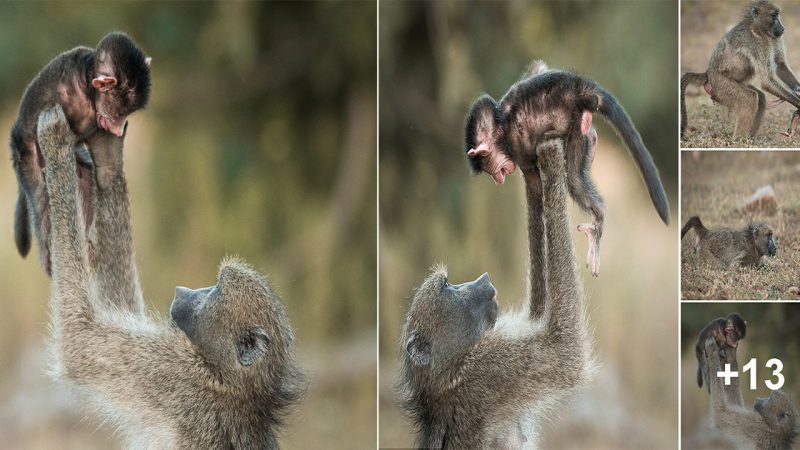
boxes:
[170,257,292,373]
[752,224,777,257]
[752,1,784,38]
[402,267,498,369]
[755,390,798,434]
[722,314,747,347]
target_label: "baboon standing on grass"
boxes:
[681,1,800,138]
[38,106,304,448]
[398,138,594,448]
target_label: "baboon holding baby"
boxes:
[38,106,303,448]
[681,1,800,138]
[681,216,776,268]
[703,332,799,449]
[398,138,594,447]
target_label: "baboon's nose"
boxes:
[175,286,193,301]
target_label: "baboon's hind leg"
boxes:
[711,75,765,137]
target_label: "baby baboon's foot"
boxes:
[578,223,600,276]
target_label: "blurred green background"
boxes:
[0,2,375,449]
[379,1,678,448]
[681,303,800,447]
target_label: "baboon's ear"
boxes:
[237,327,270,366]
[406,333,431,367]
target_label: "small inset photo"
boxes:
[681,1,800,148]
[680,151,799,300]
[681,303,800,449]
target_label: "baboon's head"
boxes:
[750,223,777,257]
[92,32,151,137]
[747,1,784,39]
[465,95,501,170]
[723,313,748,347]
[465,95,515,184]
[401,266,498,379]
[169,256,295,385]
[755,390,799,439]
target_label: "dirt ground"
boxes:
[681,1,800,148]
[681,151,800,299]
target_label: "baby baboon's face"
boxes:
[751,224,777,257]
[402,267,498,369]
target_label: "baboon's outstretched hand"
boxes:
[38,106,90,300]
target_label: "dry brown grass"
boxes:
[681,0,800,148]
[681,151,800,299]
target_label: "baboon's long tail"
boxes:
[596,88,670,225]
[681,72,708,136]
[681,216,708,240]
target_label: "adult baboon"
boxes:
[38,106,304,448]
[681,216,776,268]
[681,1,800,138]
[398,138,594,448]
[704,337,799,449]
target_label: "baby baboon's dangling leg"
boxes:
[567,127,605,276]
[780,110,800,139]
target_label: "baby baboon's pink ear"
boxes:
[580,110,593,135]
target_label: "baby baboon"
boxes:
[681,216,776,268]
[465,60,669,276]
[695,314,747,399]
[704,337,799,449]
[38,106,303,448]
[781,109,800,138]
[681,1,800,138]
[10,31,151,275]
[398,138,594,448]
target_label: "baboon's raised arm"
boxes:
[39,105,303,447]
[85,128,144,315]
[400,138,593,448]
